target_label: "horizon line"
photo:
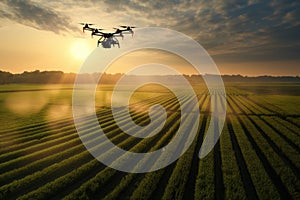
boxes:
[1,69,300,78]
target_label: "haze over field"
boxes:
[0,0,299,76]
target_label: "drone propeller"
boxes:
[113,27,122,32]
[91,28,106,38]
[79,23,95,26]
[119,25,137,29]
[119,26,136,37]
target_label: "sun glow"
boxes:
[71,40,92,60]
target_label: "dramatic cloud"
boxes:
[0,0,77,34]
[96,0,300,62]
[1,0,299,63]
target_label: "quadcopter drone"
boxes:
[80,23,137,48]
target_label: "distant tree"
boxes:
[0,70,299,84]
[0,70,13,84]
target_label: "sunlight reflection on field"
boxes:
[5,92,48,115]
[46,101,71,121]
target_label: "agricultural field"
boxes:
[0,82,299,199]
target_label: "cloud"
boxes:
[0,0,77,34]
[1,0,299,63]
[86,0,300,63]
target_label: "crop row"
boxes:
[0,104,165,199]
[1,89,298,199]
[229,96,299,198]
[62,94,203,199]
[1,94,177,162]
[227,98,280,199]
[233,96,300,155]
[107,94,209,200]
[2,93,193,199]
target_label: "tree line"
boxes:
[0,70,299,84]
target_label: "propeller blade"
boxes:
[119,25,137,29]
[79,23,95,26]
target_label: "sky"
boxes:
[0,0,299,76]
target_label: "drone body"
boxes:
[80,23,137,48]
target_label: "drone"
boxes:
[80,23,137,48]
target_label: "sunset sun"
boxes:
[71,40,92,60]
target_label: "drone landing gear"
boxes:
[97,36,104,47]
[113,37,120,48]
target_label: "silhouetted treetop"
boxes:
[0,70,299,84]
